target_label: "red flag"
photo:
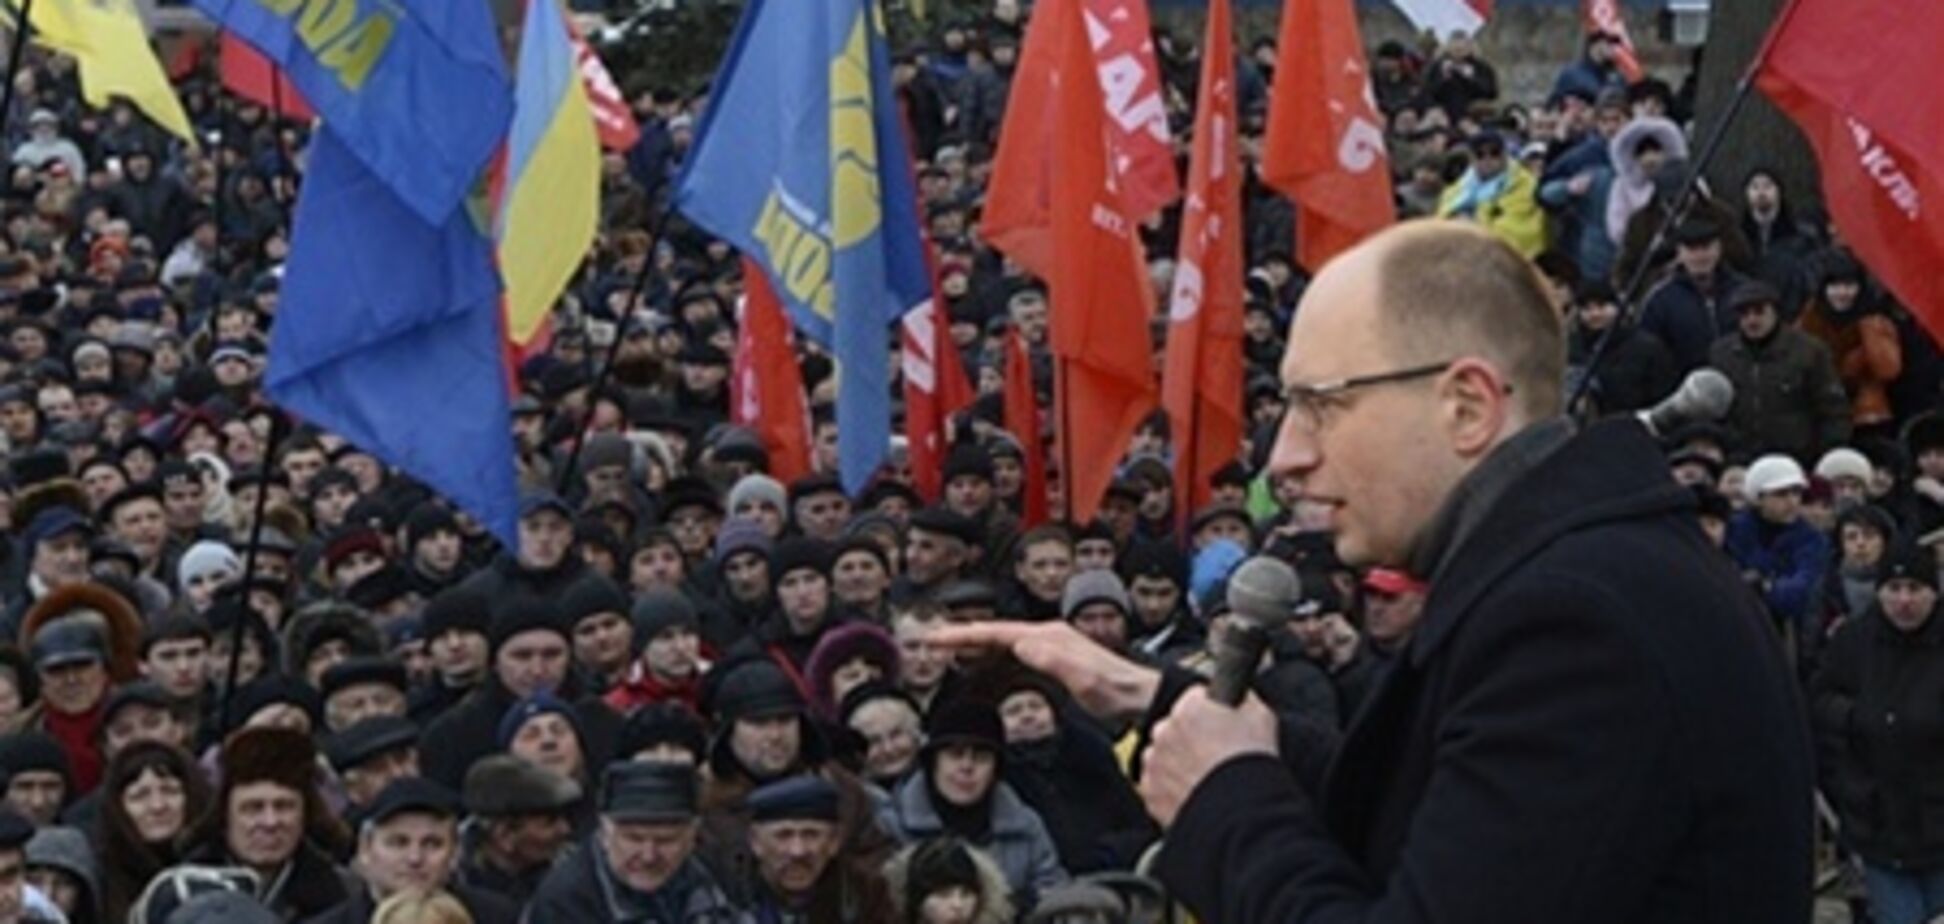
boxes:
[219,33,315,122]
[982,0,1178,274]
[1163,0,1245,528]
[1081,0,1178,219]
[1757,0,1944,343]
[901,297,974,502]
[1583,0,1643,84]
[732,259,814,484]
[1261,0,1396,273]
[563,18,642,152]
[1007,0,1158,525]
[1004,330,1051,528]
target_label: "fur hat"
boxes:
[21,581,143,682]
[220,726,317,793]
[804,622,900,718]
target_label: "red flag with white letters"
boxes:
[562,18,642,152]
[1756,0,1944,339]
[1081,0,1178,220]
[901,296,974,502]
[1163,0,1245,527]
[1261,0,1396,273]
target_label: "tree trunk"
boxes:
[1690,0,1820,218]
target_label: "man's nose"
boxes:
[1267,412,1319,480]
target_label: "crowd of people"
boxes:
[0,2,1934,923]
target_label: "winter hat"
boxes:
[1877,544,1938,591]
[402,502,460,550]
[1025,882,1125,923]
[581,432,634,473]
[832,534,892,573]
[713,517,773,565]
[164,889,280,924]
[631,588,700,640]
[1836,504,1899,542]
[941,445,994,484]
[1743,454,1809,501]
[747,774,840,823]
[229,676,321,732]
[660,475,724,518]
[1119,540,1187,587]
[1061,569,1132,621]
[601,761,698,823]
[25,826,98,909]
[616,702,708,763]
[838,680,921,728]
[707,658,806,727]
[922,698,1005,764]
[421,585,491,640]
[463,754,582,817]
[768,537,832,587]
[323,716,419,773]
[904,838,983,914]
[487,600,569,655]
[908,506,982,545]
[220,726,317,794]
[727,473,787,515]
[1813,448,1873,484]
[318,656,409,701]
[559,575,630,630]
[497,691,584,750]
[344,565,412,610]
[0,732,72,790]
[805,623,900,713]
[175,541,241,594]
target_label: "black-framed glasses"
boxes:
[1280,361,1460,433]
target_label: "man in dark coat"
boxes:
[939,223,1813,924]
[1638,218,1751,373]
[419,601,619,789]
[1710,280,1851,463]
[525,762,741,923]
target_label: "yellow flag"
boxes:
[3,0,197,148]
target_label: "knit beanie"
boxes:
[726,474,786,516]
[559,575,630,630]
[632,588,699,640]
[713,518,773,565]
[488,600,568,655]
[497,692,584,750]
[175,541,240,594]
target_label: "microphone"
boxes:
[1637,368,1734,437]
[1208,556,1303,706]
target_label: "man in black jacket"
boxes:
[940,222,1813,924]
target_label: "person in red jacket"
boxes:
[605,589,708,716]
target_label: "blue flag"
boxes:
[674,0,930,494]
[270,128,520,545]
[193,0,512,226]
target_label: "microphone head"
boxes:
[1684,368,1735,420]
[1224,556,1303,631]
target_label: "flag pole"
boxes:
[1570,0,1806,414]
[0,0,36,144]
[554,202,678,497]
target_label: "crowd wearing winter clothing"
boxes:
[0,4,1930,924]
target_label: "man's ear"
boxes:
[1437,358,1511,460]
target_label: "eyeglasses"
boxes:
[1280,360,1461,433]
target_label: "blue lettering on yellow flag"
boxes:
[675,0,930,494]
[193,0,512,226]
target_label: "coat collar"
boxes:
[1406,420,1697,668]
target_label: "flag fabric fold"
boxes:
[2,0,196,146]
[193,0,513,226]
[564,18,641,152]
[1756,0,1944,341]
[219,32,315,121]
[733,259,815,485]
[1004,330,1050,528]
[674,0,931,494]
[270,130,519,545]
[901,295,974,502]
[1163,0,1245,527]
[990,0,1158,525]
[498,0,601,350]
[1262,0,1397,273]
[1390,0,1492,39]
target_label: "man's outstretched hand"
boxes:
[926,620,1163,725]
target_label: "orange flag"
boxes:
[1004,330,1051,528]
[1043,0,1158,524]
[981,0,1061,278]
[1583,0,1644,84]
[1261,0,1396,274]
[731,259,814,484]
[1163,0,1245,527]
